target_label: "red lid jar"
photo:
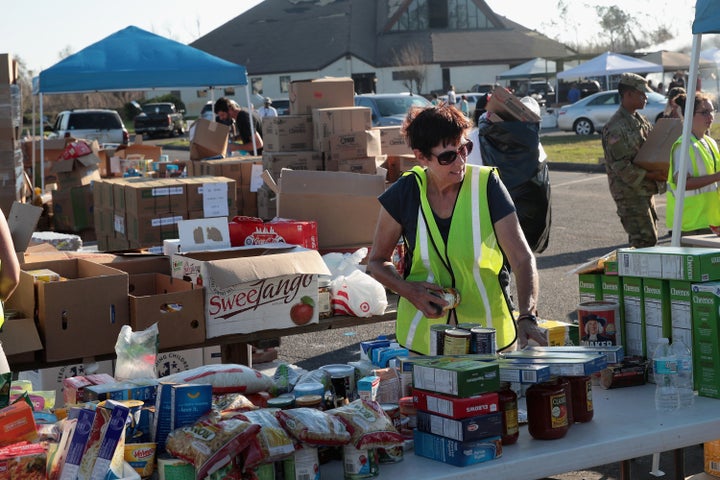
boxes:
[526,380,570,440]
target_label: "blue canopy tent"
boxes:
[670,0,720,246]
[32,26,251,188]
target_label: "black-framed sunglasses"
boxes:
[432,140,474,165]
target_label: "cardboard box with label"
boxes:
[129,273,205,350]
[228,216,318,249]
[262,151,323,180]
[486,86,542,122]
[267,169,386,250]
[9,258,129,362]
[262,115,314,152]
[313,107,373,152]
[325,155,385,175]
[289,77,355,115]
[18,360,114,407]
[328,130,382,161]
[52,148,102,188]
[190,119,229,160]
[633,118,682,173]
[171,245,330,338]
[180,176,237,218]
[374,126,412,156]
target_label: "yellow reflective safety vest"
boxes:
[395,165,516,355]
[666,135,720,232]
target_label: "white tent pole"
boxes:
[31,92,36,189]
[244,84,257,156]
[39,93,45,192]
[671,34,703,247]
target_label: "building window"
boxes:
[391,0,493,31]
[197,90,208,98]
[280,76,291,93]
[251,77,263,95]
[224,87,235,96]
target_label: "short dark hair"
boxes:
[214,97,238,114]
[402,104,472,156]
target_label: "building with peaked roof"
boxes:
[177,0,575,114]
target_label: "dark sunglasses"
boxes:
[432,140,473,165]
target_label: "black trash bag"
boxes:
[476,119,552,253]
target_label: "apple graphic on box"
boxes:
[290,296,315,325]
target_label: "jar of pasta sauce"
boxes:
[526,380,570,440]
[562,375,594,423]
[498,382,519,445]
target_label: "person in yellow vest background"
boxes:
[666,92,720,235]
[0,209,20,374]
[367,104,547,355]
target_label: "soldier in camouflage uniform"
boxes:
[602,73,668,247]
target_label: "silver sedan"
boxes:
[557,90,667,135]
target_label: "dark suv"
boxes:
[49,109,129,145]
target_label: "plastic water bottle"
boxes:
[653,338,679,412]
[671,338,694,407]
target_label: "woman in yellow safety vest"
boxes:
[666,92,720,235]
[0,208,20,374]
[368,104,547,355]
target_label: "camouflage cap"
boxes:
[617,72,653,93]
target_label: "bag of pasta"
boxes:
[274,408,351,446]
[232,409,295,470]
[329,398,404,449]
[165,410,261,479]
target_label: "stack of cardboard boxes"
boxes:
[0,53,24,214]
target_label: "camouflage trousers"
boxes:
[614,194,658,248]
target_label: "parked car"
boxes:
[438,92,484,118]
[556,80,602,103]
[272,98,290,115]
[199,101,215,121]
[134,102,186,138]
[48,109,129,145]
[556,90,667,135]
[354,93,432,126]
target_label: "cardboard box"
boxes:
[156,348,206,377]
[643,278,671,356]
[412,358,500,398]
[171,246,330,337]
[189,119,229,160]
[633,118,682,172]
[497,361,553,384]
[374,126,412,156]
[261,151,323,180]
[486,86,542,122]
[52,154,102,188]
[413,430,502,467]
[501,351,607,376]
[412,389,499,420]
[312,107,372,152]
[668,280,694,349]
[129,273,205,350]
[416,410,503,442]
[115,144,163,162]
[691,282,720,398]
[180,176,237,217]
[153,383,213,452]
[13,258,129,362]
[0,53,17,84]
[52,185,94,233]
[0,316,43,364]
[200,156,262,186]
[262,115,314,152]
[618,246,720,282]
[326,156,384,174]
[123,178,187,216]
[289,77,355,115]
[125,211,185,248]
[578,273,602,303]
[328,130,382,161]
[271,169,386,250]
[622,276,645,357]
[229,216,318,249]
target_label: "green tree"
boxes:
[596,5,641,51]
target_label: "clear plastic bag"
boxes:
[114,323,159,381]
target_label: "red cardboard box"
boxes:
[412,389,499,420]
[229,216,318,249]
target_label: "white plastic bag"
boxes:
[114,323,159,381]
[331,269,388,317]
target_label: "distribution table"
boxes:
[323,384,719,480]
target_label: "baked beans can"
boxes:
[470,327,497,354]
[443,328,471,355]
[343,444,379,478]
[430,324,453,355]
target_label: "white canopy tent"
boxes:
[33,26,252,190]
[670,0,720,245]
[557,52,663,90]
[497,58,557,80]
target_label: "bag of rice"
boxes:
[329,399,404,449]
[275,408,351,446]
[159,364,275,394]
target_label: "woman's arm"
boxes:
[367,208,447,318]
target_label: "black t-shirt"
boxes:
[234,110,263,154]
[379,169,516,253]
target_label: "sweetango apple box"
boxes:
[171,232,330,338]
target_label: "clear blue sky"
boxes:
[2,0,701,74]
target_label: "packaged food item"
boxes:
[274,407,351,446]
[329,399,404,449]
[234,409,295,469]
